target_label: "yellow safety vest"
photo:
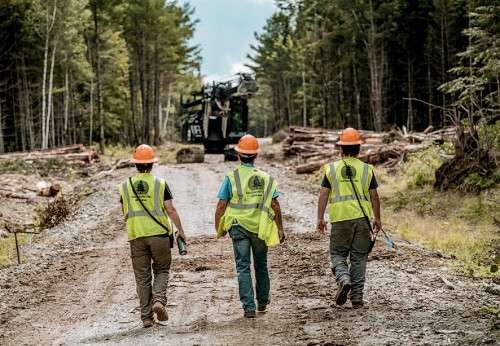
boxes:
[217,165,280,247]
[324,157,374,223]
[119,173,172,241]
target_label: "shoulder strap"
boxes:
[128,177,170,233]
[341,159,373,236]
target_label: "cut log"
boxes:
[115,159,134,169]
[423,125,434,134]
[36,181,61,197]
[0,191,36,200]
[0,144,99,165]
[296,159,329,174]
[282,126,455,172]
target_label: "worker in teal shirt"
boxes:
[216,150,282,317]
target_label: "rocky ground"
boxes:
[0,155,498,345]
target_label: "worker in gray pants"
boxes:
[316,128,382,308]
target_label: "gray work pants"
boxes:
[330,217,371,301]
[130,235,171,321]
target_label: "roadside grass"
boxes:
[103,144,133,163]
[0,157,70,177]
[0,234,29,267]
[379,146,499,278]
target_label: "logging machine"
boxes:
[180,73,258,161]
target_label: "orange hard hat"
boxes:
[131,144,158,164]
[235,134,260,155]
[337,127,363,145]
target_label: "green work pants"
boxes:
[130,235,171,321]
[330,217,371,301]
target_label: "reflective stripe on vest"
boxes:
[229,173,275,220]
[119,174,172,240]
[325,159,374,223]
[218,165,279,246]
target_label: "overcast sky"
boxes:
[185,0,276,82]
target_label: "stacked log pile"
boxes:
[0,144,99,164]
[283,126,455,174]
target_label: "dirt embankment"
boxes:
[0,157,498,345]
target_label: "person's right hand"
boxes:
[317,219,327,234]
[372,219,382,236]
[279,229,286,243]
[176,229,187,243]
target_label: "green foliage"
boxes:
[0,0,199,153]
[478,121,500,152]
[0,158,70,176]
[249,0,476,131]
[462,170,500,192]
[404,146,446,188]
[381,158,499,276]
[104,143,134,162]
[0,160,32,175]
[435,6,499,192]
[440,5,500,112]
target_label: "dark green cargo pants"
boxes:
[130,235,171,321]
[330,217,371,302]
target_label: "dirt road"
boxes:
[0,156,498,345]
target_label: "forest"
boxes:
[248,0,499,134]
[0,0,199,153]
[0,0,498,160]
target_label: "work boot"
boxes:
[335,279,351,306]
[244,310,256,318]
[152,301,168,322]
[257,304,267,312]
[351,300,364,309]
[142,318,154,328]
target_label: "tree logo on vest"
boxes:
[133,180,149,195]
[341,165,357,180]
[248,175,265,192]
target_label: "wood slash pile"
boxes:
[0,144,99,200]
[0,144,99,165]
[282,126,455,174]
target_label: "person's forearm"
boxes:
[371,194,381,222]
[271,199,283,232]
[317,188,329,220]
[215,200,228,231]
[167,208,185,233]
